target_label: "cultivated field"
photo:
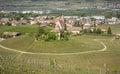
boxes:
[0,25,120,74]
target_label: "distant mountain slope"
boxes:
[0,0,119,11]
[0,0,119,4]
[0,0,119,2]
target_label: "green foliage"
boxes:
[60,30,69,41]
[96,28,102,34]
[35,27,57,41]
[44,32,57,41]
[15,16,20,20]
[35,27,69,41]
[28,32,35,37]
[83,29,93,34]
[38,27,44,36]
[88,29,93,33]
[50,58,57,68]
[107,27,112,35]
[81,13,86,17]
[0,13,5,19]
[64,24,67,30]
[0,33,3,38]
[93,28,96,33]
[83,28,103,35]
[105,12,114,19]
[35,27,45,40]
[5,22,11,26]
[83,29,88,33]
[115,11,120,19]
[48,32,56,40]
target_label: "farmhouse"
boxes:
[107,17,119,24]
[101,29,107,33]
[3,32,21,38]
[68,27,82,34]
[83,23,91,29]
[115,33,120,36]
[11,20,22,26]
[91,16,105,20]
[0,18,10,25]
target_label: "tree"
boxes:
[38,27,44,36]
[60,30,64,40]
[35,27,44,40]
[60,30,69,41]
[44,32,56,41]
[93,28,96,34]
[64,24,67,31]
[96,28,102,34]
[107,27,112,35]
[83,29,88,34]
[88,29,93,33]
[0,33,3,38]
[14,15,21,20]
[81,24,84,29]
[5,22,11,26]
[48,32,56,40]
[81,13,85,17]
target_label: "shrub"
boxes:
[96,28,102,34]
[83,29,88,34]
[5,22,11,26]
[60,30,69,41]
[50,58,57,68]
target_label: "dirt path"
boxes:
[0,38,107,55]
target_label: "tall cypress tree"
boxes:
[64,24,67,31]
[107,27,112,34]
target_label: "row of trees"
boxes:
[83,28,103,34]
[83,27,112,35]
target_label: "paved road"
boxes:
[0,38,107,55]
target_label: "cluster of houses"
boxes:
[0,18,29,26]
[0,15,120,34]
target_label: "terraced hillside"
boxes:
[0,25,120,73]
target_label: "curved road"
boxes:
[0,38,107,55]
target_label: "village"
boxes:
[0,13,120,38]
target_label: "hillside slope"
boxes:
[0,0,119,11]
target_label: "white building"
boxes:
[91,16,105,20]
[83,23,91,29]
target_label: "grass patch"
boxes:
[0,35,103,53]
[0,25,39,33]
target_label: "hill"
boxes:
[0,0,119,11]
